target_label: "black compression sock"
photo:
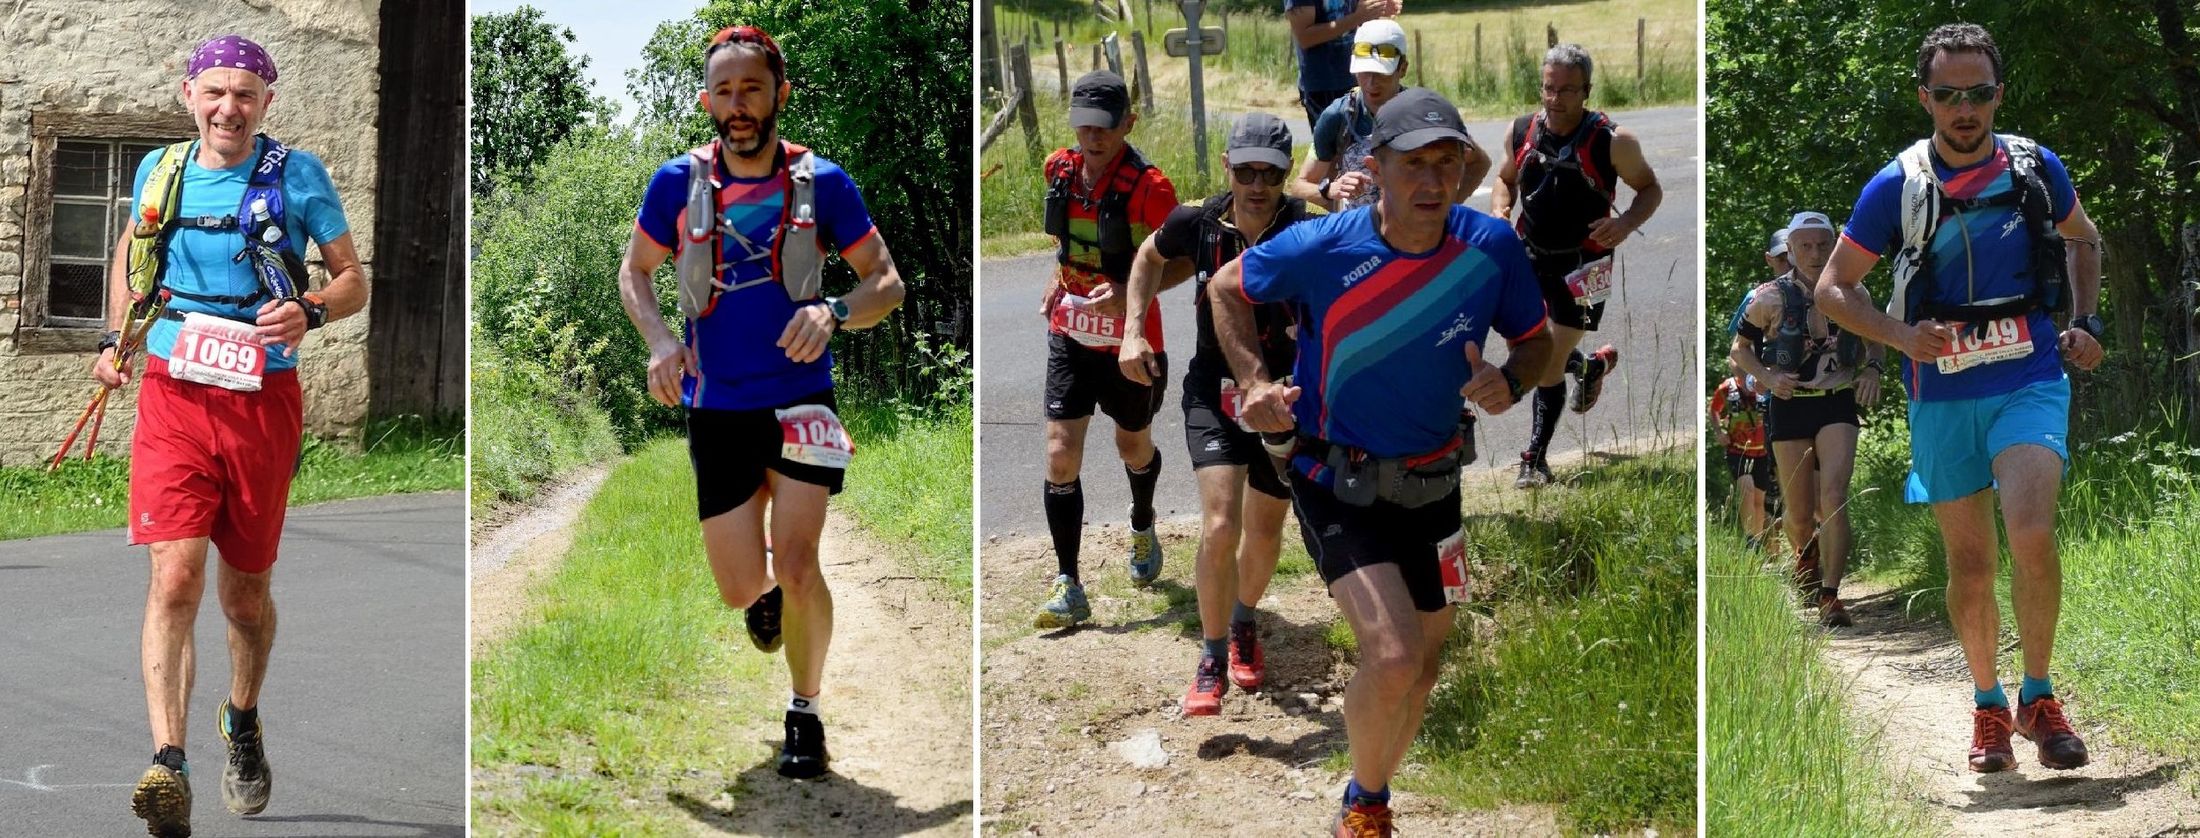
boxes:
[1526,383,1566,458]
[1044,480,1084,581]
[1126,450,1161,531]
[153,745,186,771]
[225,701,258,734]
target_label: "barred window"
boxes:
[46,139,172,325]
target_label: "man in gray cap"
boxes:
[1118,112,1313,715]
[1033,70,1180,628]
[1209,87,1553,838]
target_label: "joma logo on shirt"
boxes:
[1341,254,1383,287]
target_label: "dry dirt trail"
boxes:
[473,477,974,836]
[1817,581,2199,837]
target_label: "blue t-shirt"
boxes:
[1241,205,1549,457]
[636,149,876,410]
[1843,137,2077,401]
[1311,91,1375,162]
[1287,0,1356,93]
[132,140,349,372]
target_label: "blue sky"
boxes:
[472,0,707,124]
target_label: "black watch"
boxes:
[98,330,122,352]
[1317,178,1334,202]
[1501,366,1526,401]
[825,296,850,324]
[2072,314,2104,340]
[296,294,328,331]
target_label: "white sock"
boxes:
[788,691,820,715]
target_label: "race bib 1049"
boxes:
[777,404,854,469]
[1565,256,1615,308]
[1438,529,1470,605]
[1934,317,2034,374]
[1050,293,1124,347]
[169,313,265,391]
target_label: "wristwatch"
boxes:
[1500,367,1527,401]
[825,296,851,324]
[98,330,122,352]
[1317,178,1334,202]
[2072,313,2105,340]
[299,293,328,330]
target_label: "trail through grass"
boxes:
[839,402,976,599]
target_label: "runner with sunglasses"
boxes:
[618,25,905,779]
[1815,22,2104,774]
[1293,21,1490,214]
[1491,44,1663,488]
[1031,70,1181,628]
[1118,113,1313,715]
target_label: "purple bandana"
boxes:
[187,35,277,84]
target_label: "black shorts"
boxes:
[686,390,846,521]
[1289,467,1462,613]
[1766,389,1860,442]
[1725,452,1772,489]
[1182,371,1289,499]
[1044,331,1167,431]
[1530,249,1607,331]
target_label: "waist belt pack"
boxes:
[1303,435,1464,509]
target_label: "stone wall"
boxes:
[0,1,382,467]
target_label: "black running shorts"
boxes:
[1766,389,1859,443]
[1290,466,1462,613]
[686,389,846,521]
[1725,451,1773,489]
[1181,370,1289,499]
[1044,331,1167,432]
[1530,249,1607,332]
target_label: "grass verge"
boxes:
[470,340,622,518]
[471,438,777,834]
[0,415,462,541]
[838,402,977,600]
[1704,530,1934,835]
[1415,451,1695,832]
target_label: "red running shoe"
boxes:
[1969,705,2016,773]
[1228,621,1264,690]
[1183,655,1226,716]
[2016,695,2091,770]
[1817,592,1852,628]
[1792,541,1821,592]
[1332,800,1395,838]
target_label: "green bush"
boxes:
[469,339,622,516]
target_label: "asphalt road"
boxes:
[0,493,465,837]
[980,106,1699,538]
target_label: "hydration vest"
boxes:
[1190,191,1307,362]
[1043,145,1153,282]
[675,140,822,319]
[1507,110,1617,255]
[1885,134,2068,325]
[128,135,309,317]
[1758,273,1861,377]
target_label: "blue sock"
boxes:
[1231,601,1257,625]
[1202,637,1227,663]
[2019,675,2053,705]
[1344,777,1389,806]
[1975,683,2008,709]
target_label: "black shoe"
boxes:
[746,586,785,653]
[777,710,830,779]
[1514,453,1553,489]
[217,701,271,815]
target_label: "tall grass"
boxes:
[469,339,621,517]
[839,401,976,600]
[1416,452,1696,832]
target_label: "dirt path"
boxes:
[678,514,975,836]
[1817,581,2200,836]
[972,444,1675,835]
[469,466,610,654]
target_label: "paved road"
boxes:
[0,493,465,837]
[980,106,1698,537]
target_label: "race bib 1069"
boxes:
[1438,529,1470,605]
[1934,317,2034,374]
[1565,256,1615,308]
[1050,293,1124,347]
[777,404,854,469]
[169,313,265,391]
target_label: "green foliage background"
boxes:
[1704,0,2200,436]
[470,7,602,196]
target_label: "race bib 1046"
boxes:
[169,313,265,391]
[1438,529,1470,605]
[1050,293,1124,347]
[1565,256,1615,308]
[777,404,854,469]
[1934,317,2034,374]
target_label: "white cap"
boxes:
[1349,19,1407,76]
[1786,211,1835,235]
[1767,227,1789,257]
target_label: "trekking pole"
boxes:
[47,294,166,471]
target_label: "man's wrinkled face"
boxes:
[1074,114,1135,163]
[1919,50,2000,156]
[1787,228,1834,282]
[704,46,789,159]
[1539,64,1589,121]
[1370,139,1466,226]
[184,68,271,160]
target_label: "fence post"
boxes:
[1055,38,1070,95]
[1414,30,1424,88]
[1547,23,1557,49]
[1011,43,1042,161]
[1131,30,1155,115]
[1474,23,1482,76]
[1636,18,1646,102]
[1092,43,1102,72]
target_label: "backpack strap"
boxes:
[234,135,305,303]
[125,141,193,308]
[1887,138,1940,323]
[773,140,824,302]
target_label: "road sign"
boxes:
[1162,27,1226,57]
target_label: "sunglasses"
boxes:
[1351,42,1403,60]
[1232,165,1287,187]
[1925,83,2000,107]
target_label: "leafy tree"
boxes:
[471,6,599,196]
[627,0,974,402]
[1706,0,2200,434]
